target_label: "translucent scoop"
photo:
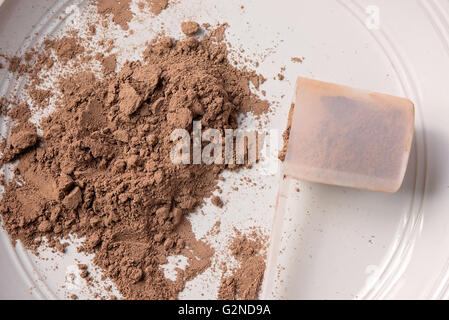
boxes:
[284,77,415,193]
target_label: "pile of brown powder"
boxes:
[0,25,269,299]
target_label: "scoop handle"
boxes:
[261,174,291,299]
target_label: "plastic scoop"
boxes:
[283,77,415,193]
[261,78,415,298]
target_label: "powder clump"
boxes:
[211,196,223,208]
[1,122,39,163]
[96,0,168,30]
[181,21,200,36]
[148,0,168,15]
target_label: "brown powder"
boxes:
[0,122,39,163]
[210,23,229,43]
[4,55,29,75]
[8,103,31,123]
[1,102,38,164]
[96,0,168,30]
[96,0,133,30]
[0,27,269,300]
[44,36,85,65]
[291,57,304,63]
[1,36,81,113]
[218,232,266,300]
[148,0,168,15]
[278,103,295,161]
[29,89,52,108]
[211,196,223,208]
[95,53,117,76]
[7,56,22,73]
[181,21,200,36]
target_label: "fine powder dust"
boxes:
[0,25,270,299]
[218,232,267,300]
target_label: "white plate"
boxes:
[1,0,449,300]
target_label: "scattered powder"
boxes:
[210,23,229,43]
[4,55,28,75]
[218,232,267,300]
[96,0,168,30]
[277,66,286,81]
[1,103,38,163]
[291,57,304,63]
